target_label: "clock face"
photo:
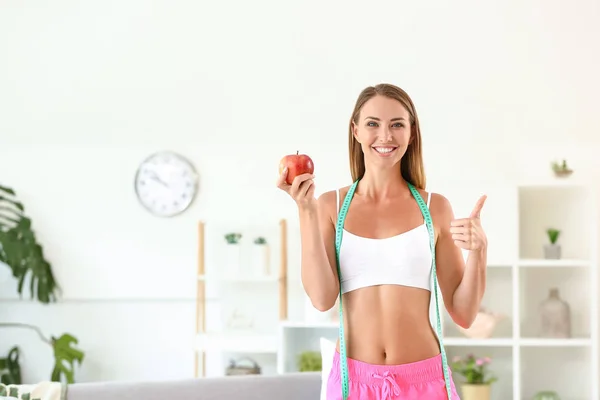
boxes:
[134,151,199,217]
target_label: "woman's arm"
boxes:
[299,190,340,311]
[276,171,340,311]
[431,193,488,329]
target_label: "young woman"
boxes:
[277,83,488,399]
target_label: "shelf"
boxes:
[518,259,590,268]
[517,181,590,189]
[280,321,339,329]
[487,264,512,268]
[444,337,513,347]
[518,185,592,260]
[521,346,592,399]
[518,267,591,339]
[443,337,592,347]
[442,266,513,339]
[196,332,279,353]
[446,346,513,400]
[194,219,289,378]
[519,337,592,347]
[197,274,279,283]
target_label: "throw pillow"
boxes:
[0,381,65,400]
[319,337,336,400]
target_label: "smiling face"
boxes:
[351,95,412,169]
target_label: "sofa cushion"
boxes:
[66,372,321,400]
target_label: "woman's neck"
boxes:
[358,164,408,200]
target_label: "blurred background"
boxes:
[0,1,598,400]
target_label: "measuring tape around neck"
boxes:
[333,180,452,400]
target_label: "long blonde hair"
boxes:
[348,83,426,189]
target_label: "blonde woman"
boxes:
[277,83,488,399]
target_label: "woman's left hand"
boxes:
[450,195,488,251]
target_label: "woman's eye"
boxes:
[392,123,404,128]
[367,121,378,127]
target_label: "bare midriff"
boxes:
[335,284,441,365]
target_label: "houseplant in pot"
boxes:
[297,350,321,372]
[0,183,84,386]
[451,353,497,400]
[544,228,561,259]
[251,236,270,277]
[223,232,242,276]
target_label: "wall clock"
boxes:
[134,150,199,217]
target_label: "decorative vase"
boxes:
[539,288,571,338]
[457,308,505,339]
[543,244,561,259]
[251,244,270,277]
[225,308,254,330]
[532,391,561,400]
[461,384,491,400]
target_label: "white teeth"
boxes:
[373,147,395,154]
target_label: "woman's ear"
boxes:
[352,121,359,141]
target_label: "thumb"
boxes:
[469,195,487,218]
[276,167,289,188]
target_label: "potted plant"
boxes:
[551,159,573,178]
[224,232,242,276]
[297,351,322,372]
[533,390,561,399]
[0,184,84,386]
[544,228,561,259]
[451,354,497,400]
[251,236,270,277]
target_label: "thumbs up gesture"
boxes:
[450,195,488,251]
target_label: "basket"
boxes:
[225,357,261,376]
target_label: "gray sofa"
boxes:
[65,372,322,400]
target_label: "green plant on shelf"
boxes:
[253,237,267,245]
[297,351,322,372]
[0,184,84,385]
[547,228,560,244]
[450,353,497,385]
[551,159,573,176]
[224,233,242,244]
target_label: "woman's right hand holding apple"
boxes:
[277,167,317,212]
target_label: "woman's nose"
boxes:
[380,127,392,141]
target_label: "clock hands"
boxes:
[147,171,169,188]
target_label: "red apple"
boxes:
[279,151,315,185]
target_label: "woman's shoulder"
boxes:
[318,185,353,202]
[421,190,454,221]
[317,185,353,216]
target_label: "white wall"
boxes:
[0,0,599,386]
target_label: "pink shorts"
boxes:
[326,351,461,399]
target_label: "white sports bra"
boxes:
[336,189,434,294]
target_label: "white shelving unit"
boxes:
[277,320,338,375]
[194,219,289,378]
[276,182,598,400]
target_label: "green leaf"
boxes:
[0,185,60,303]
[0,184,84,384]
[0,346,22,385]
[50,334,84,384]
